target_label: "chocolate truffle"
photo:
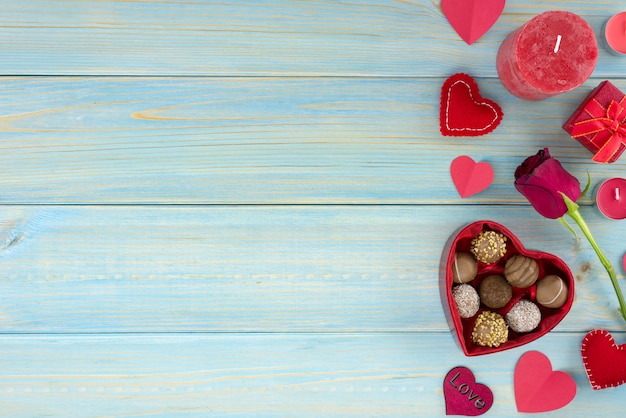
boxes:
[452,252,478,284]
[536,274,568,309]
[504,255,539,288]
[506,299,541,333]
[470,230,507,264]
[472,311,508,347]
[479,275,512,309]
[452,284,480,318]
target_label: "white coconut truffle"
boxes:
[452,284,480,319]
[506,299,541,333]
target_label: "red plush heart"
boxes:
[450,156,494,198]
[440,221,574,356]
[442,0,506,45]
[581,329,626,390]
[440,73,503,137]
[444,366,493,416]
[514,351,576,412]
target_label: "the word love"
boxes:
[444,367,493,416]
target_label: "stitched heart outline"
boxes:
[581,329,626,390]
[440,73,503,137]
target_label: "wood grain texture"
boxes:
[4,1,626,416]
[1,205,625,333]
[1,76,624,204]
[0,332,624,417]
[1,1,625,77]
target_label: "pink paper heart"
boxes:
[444,367,493,416]
[442,0,506,45]
[514,351,576,412]
[450,156,494,198]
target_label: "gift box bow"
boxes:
[571,98,626,163]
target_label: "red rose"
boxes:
[514,149,626,322]
[514,149,581,219]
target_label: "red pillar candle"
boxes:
[596,178,626,220]
[496,11,598,100]
[603,12,626,55]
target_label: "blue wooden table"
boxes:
[2,1,626,416]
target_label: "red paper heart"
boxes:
[450,156,494,198]
[442,0,505,45]
[440,221,575,356]
[444,367,493,416]
[514,351,576,412]
[581,329,626,390]
[440,73,503,137]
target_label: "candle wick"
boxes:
[616,187,621,201]
[554,35,562,53]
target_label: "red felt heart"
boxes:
[440,73,503,137]
[442,0,505,45]
[444,367,493,416]
[440,221,575,356]
[514,351,576,412]
[581,329,626,390]
[450,156,494,198]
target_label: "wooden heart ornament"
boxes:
[444,367,493,416]
[439,221,574,356]
[442,0,506,45]
[581,329,626,390]
[440,73,503,137]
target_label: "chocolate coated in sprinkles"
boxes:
[470,230,507,264]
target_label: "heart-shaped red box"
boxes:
[440,220,575,356]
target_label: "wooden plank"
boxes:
[1,205,625,333]
[0,76,623,204]
[0,332,622,417]
[1,1,625,77]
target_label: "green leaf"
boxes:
[559,192,579,214]
[580,171,592,197]
[558,216,578,240]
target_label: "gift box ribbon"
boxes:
[571,98,626,163]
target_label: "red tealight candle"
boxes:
[603,12,626,55]
[496,11,598,100]
[596,178,626,220]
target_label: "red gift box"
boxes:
[563,80,626,164]
[439,221,574,356]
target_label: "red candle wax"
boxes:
[604,12,626,55]
[496,11,598,100]
[596,178,626,220]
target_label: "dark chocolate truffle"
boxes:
[479,275,512,309]
[506,299,541,333]
[472,311,508,347]
[504,255,539,288]
[536,274,568,309]
[470,230,507,264]
[452,284,480,318]
[452,252,478,284]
